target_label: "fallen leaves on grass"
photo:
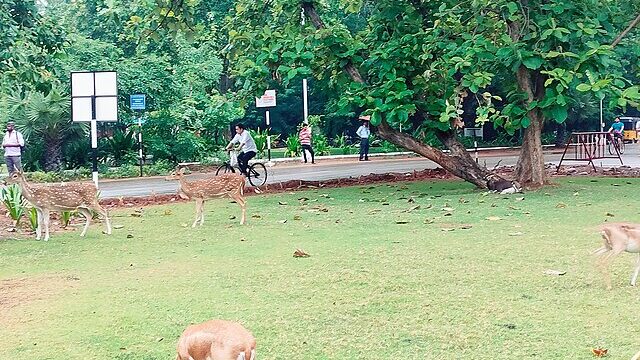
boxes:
[293,249,310,258]
[403,205,421,213]
[556,203,567,208]
[486,216,502,221]
[543,269,566,276]
[395,220,410,224]
[278,201,288,206]
[605,212,615,217]
[591,348,608,357]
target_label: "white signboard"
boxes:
[71,71,118,122]
[256,90,276,108]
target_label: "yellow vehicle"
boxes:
[621,117,640,143]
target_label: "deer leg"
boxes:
[250,349,256,360]
[600,247,625,290]
[192,199,203,228]
[631,253,640,286]
[230,193,246,225]
[42,209,51,241]
[199,201,205,226]
[93,204,111,235]
[78,208,92,237]
[35,208,43,240]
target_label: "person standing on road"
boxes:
[226,123,257,176]
[2,121,24,175]
[298,122,315,164]
[356,119,371,161]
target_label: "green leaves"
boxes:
[522,57,544,70]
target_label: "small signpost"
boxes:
[71,71,118,186]
[256,90,276,162]
[130,94,146,176]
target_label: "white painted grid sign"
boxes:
[71,71,118,122]
[256,90,276,108]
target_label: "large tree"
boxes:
[227,0,640,188]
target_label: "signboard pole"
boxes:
[71,71,118,188]
[91,120,98,186]
[266,110,271,161]
[138,114,143,177]
[90,83,99,187]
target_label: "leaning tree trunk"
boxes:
[378,119,491,188]
[301,2,496,188]
[514,66,547,188]
[44,136,63,172]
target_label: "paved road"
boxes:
[98,146,640,199]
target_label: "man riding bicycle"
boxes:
[226,123,257,176]
[608,117,625,140]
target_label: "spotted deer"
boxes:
[165,169,246,226]
[593,223,640,289]
[3,171,111,241]
[176,319,256,360]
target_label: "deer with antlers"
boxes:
[165,169,247,226]
[593,222,640,289]
[176,319,256,360]
[2,171,111,241]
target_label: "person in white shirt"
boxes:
[356,119,371,161]
[226,123,258,175]
[2,121,25,174]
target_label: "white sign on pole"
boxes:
[71,71,118,123]
[256,90,276,108]
[70,71,118,186]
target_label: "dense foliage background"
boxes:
[1,0,638,182]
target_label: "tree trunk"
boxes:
[378,119,490,188]
[44,136,62,172]
[514,66,546,187]
[303,1,496,188]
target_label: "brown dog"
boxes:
[176,319,256,360]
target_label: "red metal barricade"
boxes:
[556,132,623,172]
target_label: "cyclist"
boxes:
[608,117,625,144]
[226,123,257,176]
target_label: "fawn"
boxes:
[3,171,111,241]
[165,168,247,226]
[593,222,640,289]
[176,319,256,360]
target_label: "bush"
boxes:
[1,184,25,225]
[312,133,331,156]
[285,134,301,157]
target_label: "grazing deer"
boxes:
[165,169,246,226]
[593,223,640,289]
[3,171,111,241]
[176,319,256,360]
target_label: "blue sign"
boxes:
[130,94,146,110]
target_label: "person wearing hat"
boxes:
[357,116,371,161]
[298,122,315,164]
[2,121,24,174]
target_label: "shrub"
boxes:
[1,184,25,225]
[285,134,301,157]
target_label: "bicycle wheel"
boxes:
[248,163,267,187]
[216,163,235,175]
[619,139,625,154]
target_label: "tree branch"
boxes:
[611,13,640,47]
[301,2,366,84]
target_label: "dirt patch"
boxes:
[3,165,639,237]
[0,210,88,240]
[96,165,640,210]
[0,275,79,326]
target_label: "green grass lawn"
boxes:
[1,178,640,359]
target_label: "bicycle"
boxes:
[215,151,268,187]
[608,132,625,155]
